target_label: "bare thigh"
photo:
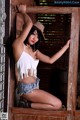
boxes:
[22,89,62,107]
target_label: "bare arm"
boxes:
[13,5,33,46]
[12,5,33,62]
[36,40,70,64]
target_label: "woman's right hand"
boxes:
[17,5,33,24]
[17,4,27,14]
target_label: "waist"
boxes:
[17,68,37,80]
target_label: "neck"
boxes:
[26,44,30,48]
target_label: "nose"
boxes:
[34,35,38,41]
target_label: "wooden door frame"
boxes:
[23,6,79,112]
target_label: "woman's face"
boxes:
[28,30,39,45]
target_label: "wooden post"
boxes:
[67,8,79,120]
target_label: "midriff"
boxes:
[18,76,36,84]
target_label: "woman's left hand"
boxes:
[66,39,71,48]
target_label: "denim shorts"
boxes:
[16,78,40,96]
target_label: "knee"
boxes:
[56,100,62,110]
[53,99,62,110]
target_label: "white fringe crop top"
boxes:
[15,50,39,80]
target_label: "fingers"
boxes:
[67,39,71,44]
[17,4,27,13]
[68,39,71,44]
[65,39,70,48]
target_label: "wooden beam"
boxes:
[67,7,79,118]
[25,6,73,14]
[12,5,79,14]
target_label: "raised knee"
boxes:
[53,100,62,110]
[56,100,62,109]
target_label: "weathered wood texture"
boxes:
[74,111,80,120]
[67,8,79,112]
[11,107,68,120]
[18,6,75,14]
[11,0,35,6]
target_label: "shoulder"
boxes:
[36,50,43,58]
[36,50,42,54]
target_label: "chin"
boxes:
[30,42,35,45]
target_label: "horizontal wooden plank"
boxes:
[13,114,66,120]
[25,6,73,14]
[11,107,70,116]
[12,5,79,14]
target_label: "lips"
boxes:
[31,40,35,43]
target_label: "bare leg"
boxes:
[21,89,62,110]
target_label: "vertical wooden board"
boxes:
[16,13,24,38]
[67,7,79,113]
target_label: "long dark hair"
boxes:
[24,25,44,51]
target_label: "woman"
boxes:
[12,5,70,110]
